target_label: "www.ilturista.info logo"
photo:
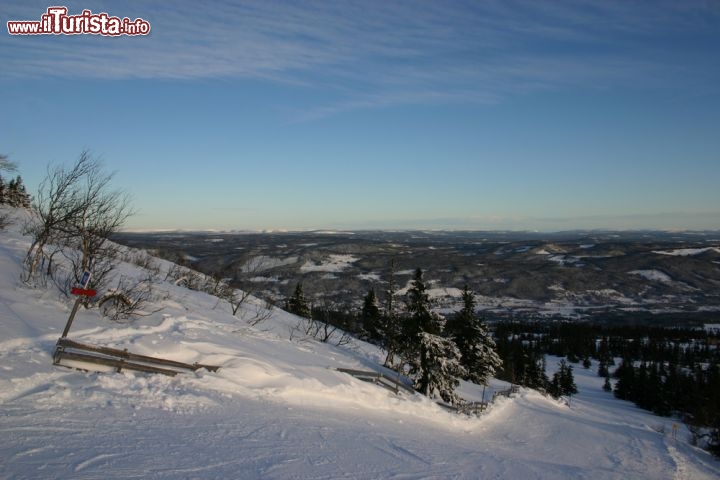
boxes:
[7,6,150,36]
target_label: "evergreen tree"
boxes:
[404,268,439,335]
[286,282,311,318]
[0,154,17,205]
[403,269,451,397]
[5,175,30,208]
[597,360,609,378]
[15,176,30,208]
[414,332,466,404]
[613,359,635,400]
[360,287,382,341]
[582,357,592,369]
[445,285,502,385]
[549,359,577,398]
[7,177,16,206]
[560,360,578,396]
[603,375,612,392]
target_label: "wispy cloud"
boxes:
[3,0,719,117]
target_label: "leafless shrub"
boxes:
[209,255,269,317]
[288,317,314,344]
[61,241,119,305]
[287,308,353,347]
[244,298,275,326]
[165,263,186,283]
[99,274,165,322]
[120,249,162,279]
[166,263,206,291]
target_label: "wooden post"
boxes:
[61,297,83,338]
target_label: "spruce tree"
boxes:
[582,357,592,369]
[405,268,438,335]
[550,359,577,398]
[603,375,612,392]
[7,178,16,206]
[613,359,635,400]
[5,176,30,208]
[560,359,578,396]
[417,332,466,404]
[286,282,311,318]
[445,285,502,385]
[598,361,609,378]
[401,269,466,403]
[16,176,30,208]
[360,287,382,341]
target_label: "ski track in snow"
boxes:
[1,207,719,479]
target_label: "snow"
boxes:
[357,272,381,282]
[299,254,358,273]
[653,247,720,256]
[248,275,281,283]
[547,255,582,266]
[1,206,718,479]
[428,287,464,299]
[395,269,415,275]
[242,255,298,272]
[629,269,674,283]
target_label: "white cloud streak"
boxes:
[3,0,719,118]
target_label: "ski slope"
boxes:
[1,207,718,479]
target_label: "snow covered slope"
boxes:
[1,208,718,479]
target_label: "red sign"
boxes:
[71,287,97,297]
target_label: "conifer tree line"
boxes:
[0,154,31,208]
[494,320,720,455]
[285,266,502,405]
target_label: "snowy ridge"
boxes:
[653,247,720,256]
[629,269,674,283]
[1,206,719,479]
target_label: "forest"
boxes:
[494,321,720,454]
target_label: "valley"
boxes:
[113,230,720,325]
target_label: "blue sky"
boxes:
[2,0,719,231]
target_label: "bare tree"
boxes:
[65,157,133,290]
[24,151,97,282]
[23,151,133,292]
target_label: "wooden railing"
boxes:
[335,367,417,395]
[53,338,220,377]
[335,367,519,415]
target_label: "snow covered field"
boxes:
[1,210,719,479]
